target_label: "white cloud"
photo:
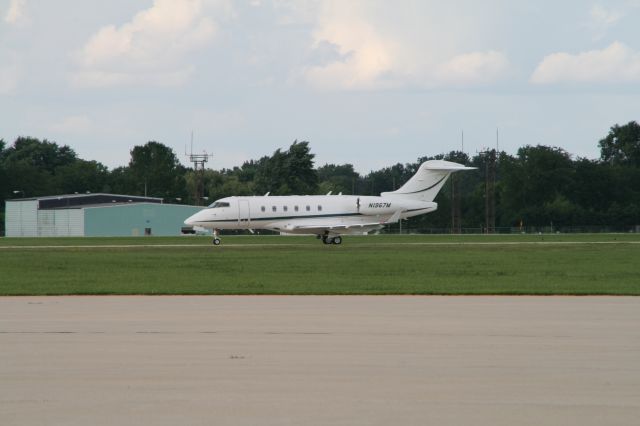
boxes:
[531,42,640,84]
[74,0,222,88]
[590,4,622,26]
[435,51,509,86]
[301,2,509,90]
[588,4,623,40]
[4,0,25,24]
[304,14,398,90]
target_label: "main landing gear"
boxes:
[212,229,221,246]
[321,234,342,245]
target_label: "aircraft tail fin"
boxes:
[381,160,475,202]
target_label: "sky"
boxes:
[1,0,639,173]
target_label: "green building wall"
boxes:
[84,203,203,236]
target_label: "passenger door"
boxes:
[238,199,251,227]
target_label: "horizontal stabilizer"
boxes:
[421,160,476,171]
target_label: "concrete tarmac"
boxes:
[1,296,639,426]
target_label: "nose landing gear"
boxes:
[212,229,221,246]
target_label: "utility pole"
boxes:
[478,148,496,234]
[486,149,496,234]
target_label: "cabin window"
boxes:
[306,205,310,211]
[283,206,288,212]
[318,205,322,211]
[208,201,230,208]
[261,206,265,212]
[272,206,277,212]
[294,205,299,212]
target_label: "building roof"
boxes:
[81,202,202,209]
[8,193,164,209]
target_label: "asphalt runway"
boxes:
[1,296,639,426]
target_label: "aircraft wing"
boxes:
[271,210,403,235]
[291,210,402,230]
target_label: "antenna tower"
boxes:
[185,132,213,206]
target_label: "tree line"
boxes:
[1,121,639,234]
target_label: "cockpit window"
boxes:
[208,201,230,208]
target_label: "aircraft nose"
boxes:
[184,212,198,226]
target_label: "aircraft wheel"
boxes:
[332,236,342,245]
[213,238,221,246]
[322,236,329,244]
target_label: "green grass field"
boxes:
[0,234,638,295]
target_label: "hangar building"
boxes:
[5,193,203,237]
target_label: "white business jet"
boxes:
[184,160,474,245]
